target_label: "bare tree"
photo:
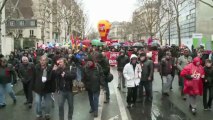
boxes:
[157,0,176,45]
[132,12,144,40]
[169,0,193,46]
[37,0,52,43]
[136,0,165,40]
[87,29,99,40]
[56,0,85,40]
[199,0,213,8]
[119,22,133,41]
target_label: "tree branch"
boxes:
[199,0,213,8]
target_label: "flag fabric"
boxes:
[76,36,80,45]
[70,35,75,45]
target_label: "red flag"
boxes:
[76,36,80,44]
[70,35,75,44]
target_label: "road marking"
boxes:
[108,115,119,120]
[94,89,104,120]
[112,81,129,120]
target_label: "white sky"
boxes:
[82,0,138,31]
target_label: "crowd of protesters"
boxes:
[0,44,213,120]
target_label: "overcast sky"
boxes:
[82,0,138,31]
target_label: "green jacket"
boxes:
[97,57,110,76]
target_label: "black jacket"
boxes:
[54,65,76,91]
[204,66,213,86]
[97,56,110,76]
[116,55,129,72]
[18,63,35,83]
[160,58,174,76]
[82,63,105,92]
[140,59,154,81]
[32,64,56,94]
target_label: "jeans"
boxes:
[188,95,197,108]
[76,67,82,82]
[118,71,125,89]
[0,83,16,105]
[35,93,52,117]
[127,86,138,105]
[0,88,3,105]
[58,91,73,120]
[104,81,110,100]
[140,81,153,99]
[203,85,213,109]
[23,82,33,103]
[162,75,172,93]
[88,90,100,112]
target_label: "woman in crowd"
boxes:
[181,57,205,115]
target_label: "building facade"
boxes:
[0,0,85,53]
[162,0,213,48]
[109,21,132,42]
[132,0,160,41]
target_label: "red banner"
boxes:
[104,52,120,66]
[152,51,158,64]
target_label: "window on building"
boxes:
[18,30,23,37]
[30,21,36,26]
[30,30,34,37]
[186,15,190,20]
[10,21,15,26]
[19,21,25,26]
[18,30,23,34]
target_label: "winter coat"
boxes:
[18,63,35,83]
[82,63,105,92]
[116,55,129,72]
[0,64,17,84]
[180,57,205,95]
[140,59,154,81]
[53,65,76,92]
[177,55,192,71]
[97,56,110,76]
[123,61,142,87]
[204,66,213,87]
[159,58,174,76]
[32,64,56,94]
[8,58,19,67]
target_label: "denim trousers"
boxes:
[88,90,100,112]
[162,74,172,93]
[0,83,16,105]
[76,67,82,82]
[58,91,73,120]
[35,93,52,117]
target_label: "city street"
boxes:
[0,67,213,120]
[0,0,213,120]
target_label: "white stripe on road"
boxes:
[108,115,119,120]
[113,81,129,120]
[94,89,104,120]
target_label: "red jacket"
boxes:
[180,57,204,95]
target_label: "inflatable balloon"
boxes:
[98,20,111,42]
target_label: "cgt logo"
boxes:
[99,24,105,32]
[110,53,119,58]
